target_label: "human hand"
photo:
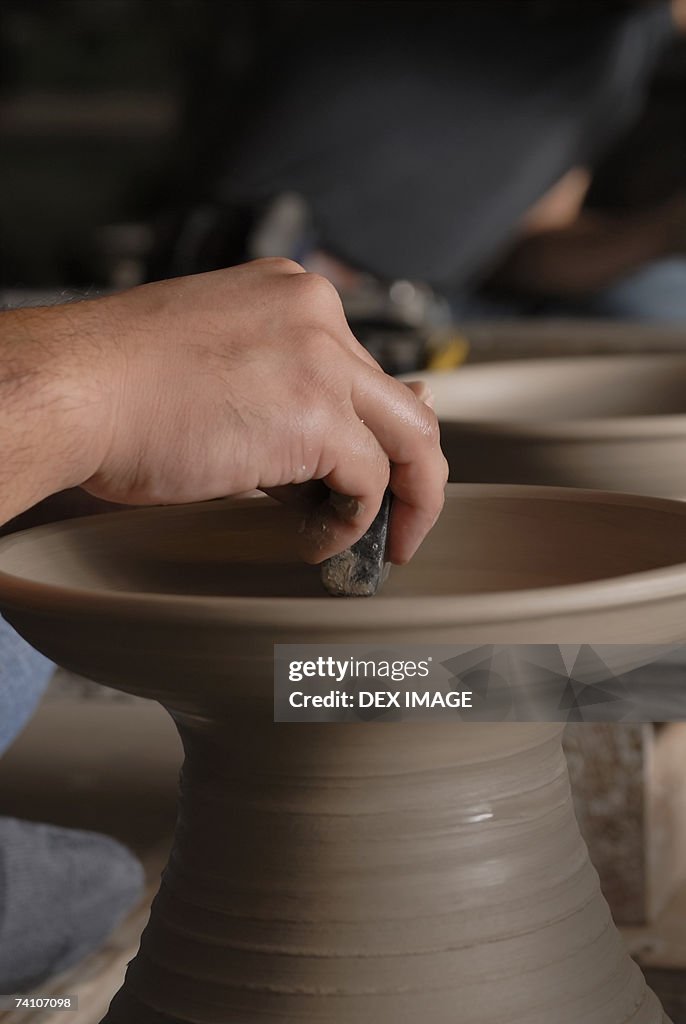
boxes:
[672,0,686,34]
[80,259,446,564]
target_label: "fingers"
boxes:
[338,324,385,372]
[267,375,444,565]
[285,269,383,372]
[264,268,446,565]
[385,463,444,564]
[327,331,444,564]
[402,378,435,410]
[297,420,391,564]
[352,368,448,564]
[257,256,308,278]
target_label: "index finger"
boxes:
[351,367,448,563]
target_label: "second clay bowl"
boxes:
[407,354,686,495]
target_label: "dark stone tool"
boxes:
[320,490,392,597]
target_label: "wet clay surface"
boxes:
[0,486,682,1022]
[3,486,686,600]
[102,721,668,1023]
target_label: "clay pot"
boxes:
[407,355,686,495]
[0,485,683,1023]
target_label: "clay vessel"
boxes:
[0,485,685,1022]
[407,354,686,495]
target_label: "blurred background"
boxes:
[1,0,685,370]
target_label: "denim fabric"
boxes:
[570,258,686,324]
[0,616,53,757]
[450,258,686,325]
[0,817,145,992]
[0,619,146,994]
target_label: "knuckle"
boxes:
[372,447,391,486]
[421,408,441,446]
[382,462,392,490]
[400,385,441,448]
[257,256,306,275]
[294,271,342,310]
[428,479,447,523]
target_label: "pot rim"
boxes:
[403,355,686,441]
[2,484,686,631]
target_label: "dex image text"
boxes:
[288,690,474,709]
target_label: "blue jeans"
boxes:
[554,258,686,324]
[452,258,686,324]
[0,617,53,757]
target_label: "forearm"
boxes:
[490,195,686,298]
[0,303,112,527]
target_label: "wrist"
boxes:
[0,300,120,520]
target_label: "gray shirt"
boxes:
[223,2,675,289]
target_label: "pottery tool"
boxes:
[320,489,392,597]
